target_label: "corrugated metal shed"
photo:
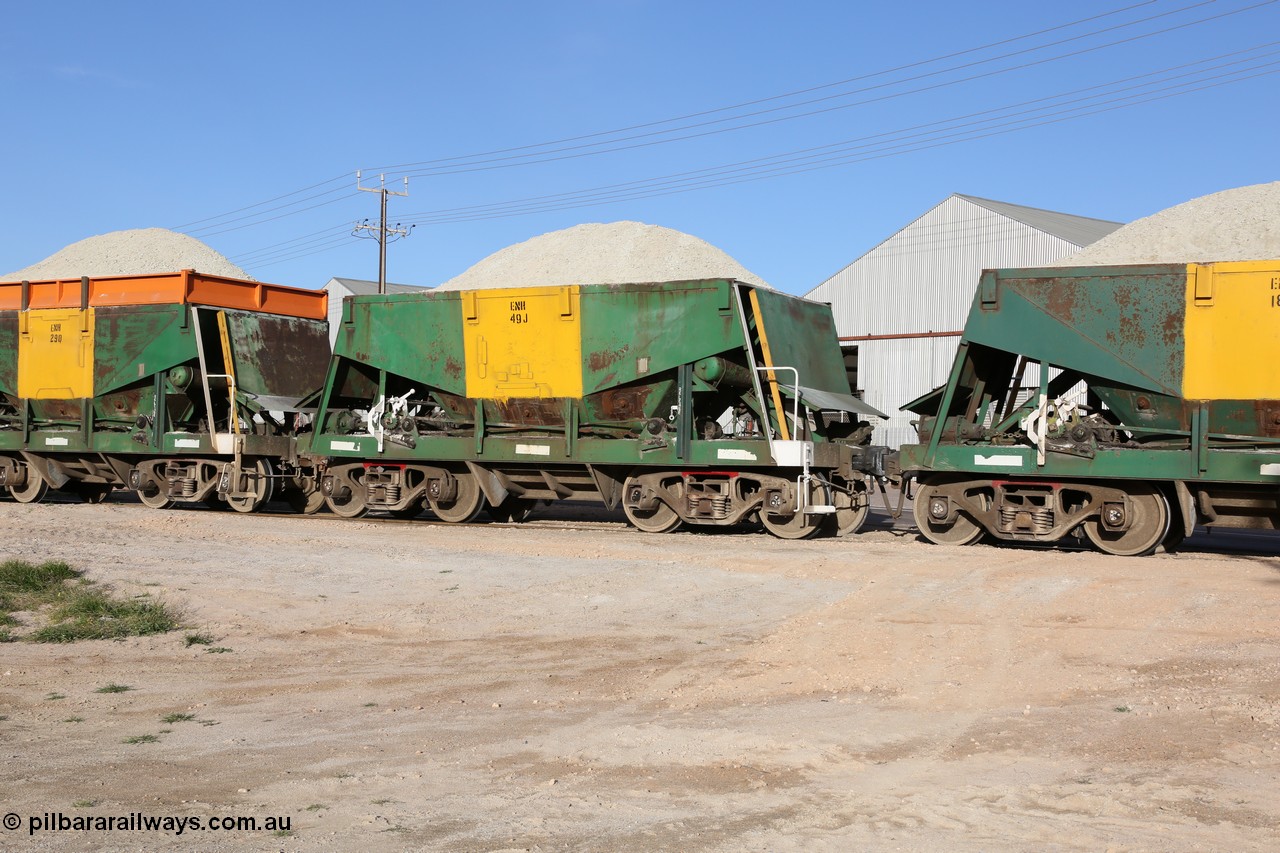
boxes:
[321,277,429,345]
[806,194,1121,448]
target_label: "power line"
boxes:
[226,2,1279,269]
[363,0,1177,174]
[240,56,1279,270]
[168,173,351,231]
[376,0,1276,183]
[176,1,1222,237]
[391,43,1280,222]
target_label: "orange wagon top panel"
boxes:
[0,270,327,320]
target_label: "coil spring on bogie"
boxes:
[379,484,401,505]
[179,478,198,498]
[687,493,730,520]
[999,506,1054,534]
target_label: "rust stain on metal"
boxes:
[1161,311,1182,349]
[238,314,329,395]
[595,386,654,422]
[1042,281,1079,324]
[444,356,464,380]
[100,388,145,416]
[93,306,167,386]
[436,393,476,418]
[588,347,628,372]
[1255,401,1280,437]
[30,399,81,421]
[1115,308,1146,349]
[489,397,566,426]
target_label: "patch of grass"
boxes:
[184,632,214,647]
[305,804,327,812]
[161,712,196,724]
[444,585,459,593]
[0,560,182,644]
[1114,705,1131,713]
[72,799,96,808]
[0,559,78,595]
[371,798,396,805]
[62,717,85,723]
[95,683,133,694]
[272,829,295,838]
[0,715,8,722]
[45,692,66,701]
[362,702,377,708]
[123,734,159,744]
[30,590,179,643]
[198,719,219,727]
[205,647,232,654]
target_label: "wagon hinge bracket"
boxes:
[880,475,906,521]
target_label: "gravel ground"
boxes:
[0,497,1277,852]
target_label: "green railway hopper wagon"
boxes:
[310,279,887,538]
[900,260,1280,556]
[0,271,329,510]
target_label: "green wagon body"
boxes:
[308,279,887,537]
[0,272,329,509]
[899,260,1280,555]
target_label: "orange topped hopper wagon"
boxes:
[0,270,330,511]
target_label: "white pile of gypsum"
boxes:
[436,221,770,290]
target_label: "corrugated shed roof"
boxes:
[956,194,1122,247]
[326,277,427,295]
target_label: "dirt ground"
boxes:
[1,494,1278,852]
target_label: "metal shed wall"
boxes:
[807,195,1115,448]
[323,280,355,346]
[322,278,427,346]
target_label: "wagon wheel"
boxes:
[831,481,871,537]
[283,488,326,514]
[226,458,275,514]
[1083,485,1169,557]
[137,472,174,510]
[913,481,984,546]
[282,472,326,514]
[760,480,828,540]
[73,483,114,504]
[324,466,369,518]
[1160,518,1187,553]
[9,465,48,504]
[428,472,485,523]
[621,475,682,534]
[488,496,537,523]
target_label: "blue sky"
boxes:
[3,1,1277,295]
